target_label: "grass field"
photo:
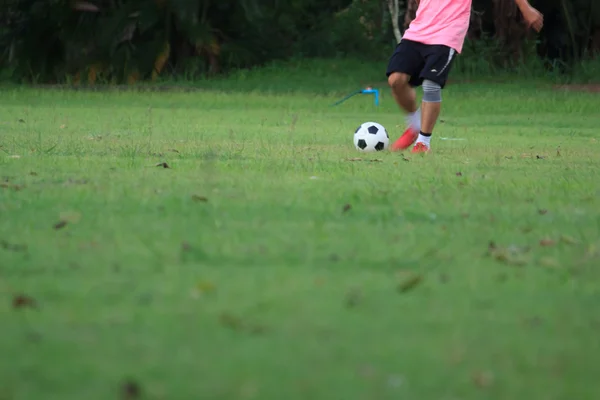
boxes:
[1,63,600,399]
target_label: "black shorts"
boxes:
[386,39,457,88]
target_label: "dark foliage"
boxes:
[0,0,598,83]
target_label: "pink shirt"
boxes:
[403,0,472,53]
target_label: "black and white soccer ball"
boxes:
[353,122,389,152]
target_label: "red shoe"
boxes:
[411,142,430,154]
[390,127,419,152]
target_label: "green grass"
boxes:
[1,68,600,400]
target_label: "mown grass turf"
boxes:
[1,77,600,400]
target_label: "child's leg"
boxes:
[412,46,457,153]
[385,40,426,151]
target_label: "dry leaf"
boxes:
[13,294,37,309]
[560,235,577,245]
[397,273,424,293]
[539,257,560,268]
[0,182,23,191]
[192,195,208,202]
[345,288,362,308]
[60,124,66,129]
[540,238,556,247]
[487,241,528,266]
[120,380,141,399]
[59,211,81,223]
[472,371,494,388]
[195,280,216,295]
[219,312,245,331]
[53,220,68,230]
[0,240,27,252]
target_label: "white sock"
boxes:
[415,133,431,147]
[406,108,421,131]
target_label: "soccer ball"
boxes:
[353,122,389,152]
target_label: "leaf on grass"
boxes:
[539,257,560,269]
[342,204,352,213]
[156,162,170,168]
[540,238,556,247]
[560,235,578,245]
[345,288,362,308]
[194,280,216,297]
[64,179,88,186]
[192,195,208,202]
[471,371,494,388]
[59,211,81,223]
[538,209,548,215]
[120,380,141,399]
[1,182,24,191]
[345,158,382,163]
[0,240,27,252]
[13,294,37,309]
[397,273,424,293]
[53,220,68,230]
[487,241,528,266]
[456,172,463,176]
[219,312,245,331]
[219,312,266,335]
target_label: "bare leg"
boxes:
[413,79,443,152]
[388,72,417,113]
[388,72,422,151]
[421,101,440,134]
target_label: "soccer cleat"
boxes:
[411,142,430,154]
[390,126,419,151]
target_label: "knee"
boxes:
[388,72,410,89]
[422,79,442,102]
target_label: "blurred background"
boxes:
[0,0,598,85]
